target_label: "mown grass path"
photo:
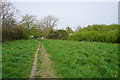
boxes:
[36,43,57,78]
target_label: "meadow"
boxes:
[2,39,119,78]
[2,39,39,78]
[41,39,118,78]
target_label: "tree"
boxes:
[40,15,58,36]
[0,1,21,42]
[46,30,58,39]
[0,2,2,43]
[66,26,73,34]
[20,14,37,29]
[40,15,58,29]
[57,30,68,40]
[47,29,68,40]
[0,1,18,30]
[75,25,82,32]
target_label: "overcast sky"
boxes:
[10,0,118,30]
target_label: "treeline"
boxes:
[68,24,119,43]
[1,1,60,42]
[2,26,40,41]
[1,1,119,43]
[1,1,73,42]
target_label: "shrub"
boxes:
[68,24,119,43]
[2,26,29,42]
[57,30,68,40]
[47,29,68,40]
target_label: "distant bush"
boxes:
[2,25,42,42]
[46,30,57,39]
[2,26,29,42]
[28,27,40,38]
[57,30,68,40]
[65,26,73,34]
[47,29,68,40]
[68,24,119,43]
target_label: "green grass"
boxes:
[35,42,42,78]
[41,39,118,78]
[34,74,41,78]
[0,43,2,79]
[36,45,41,72]
[2,39,39,78]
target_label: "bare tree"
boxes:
[40,15,58,30]
[75,25,82,32]
[0,1,18,30]
[39,15,58,36]
[0,2,2,43]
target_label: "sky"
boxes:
[9,0,118,30]
[9,0,119,2]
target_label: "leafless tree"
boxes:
[75,25,82,32]
[40,15,58,30]
[39,15,58,36]
[0,1,18,30]
[0,2,2,43]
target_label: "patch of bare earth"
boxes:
[36,43,57,78]
[29,43,40,78]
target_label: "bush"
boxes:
[68,24,119,43]
[47,29,68,40]
[28,27,39,38]
[2,26,29,42]
[57,30,68,40]
[46,30,57,39]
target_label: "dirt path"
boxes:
[29,42,57,79]
[36,43,57,78]
[29,43,40,78]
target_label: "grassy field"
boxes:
[41,39,118,78]
[2,39,118,78]
[2,39,39,78]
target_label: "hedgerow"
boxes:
[68,24,119,43]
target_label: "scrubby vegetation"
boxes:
[42,39,118,78]
[47,29,68,40]
[2,26,28,41]
[2,39,39,78]
[68,24,119,43]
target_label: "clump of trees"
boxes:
[47,29,68,40]
[1,1,61,42]
[19,14,40,38]
[1,1,34,42]
[66,26,73,35]
[68,24,119,43]
[1,1,23,42]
